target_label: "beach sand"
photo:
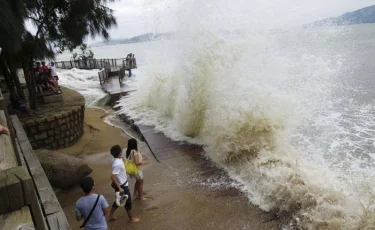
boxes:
[57,108,280,230]
[58,108,130,156]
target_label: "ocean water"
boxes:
[56,5,375,230]
[114,26,375,230]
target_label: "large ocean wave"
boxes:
[114,1,375,228]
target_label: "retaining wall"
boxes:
[22,105,84,150]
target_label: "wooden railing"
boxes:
[55,58,126,70]
[98,67,111,85]
[0,90,70,229]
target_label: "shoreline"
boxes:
[56,107,281,229]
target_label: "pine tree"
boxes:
[25,0,118,108]
[0,0,27,98]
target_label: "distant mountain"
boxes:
[313,5,375,26]
[91,33,174,47]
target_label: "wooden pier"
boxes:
[55,57,138,103]
[101,76,137,103]
[96,58,138,103]
[55,58,137,71]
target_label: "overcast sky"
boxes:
[27,0,375,42]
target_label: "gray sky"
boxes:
[107,0,375,38]
[26,0,375,42]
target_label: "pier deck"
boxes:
[101,76,137,103]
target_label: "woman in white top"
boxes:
[126,138,147,200]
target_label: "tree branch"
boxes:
[26,16,42,24]
[35,7,56,38]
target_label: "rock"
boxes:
[35,149,93,189]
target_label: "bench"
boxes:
[0,206,34,230]
[0,110,17,170]
[36,89,63,104]
[0,166,33,214]
[11,115,70,230]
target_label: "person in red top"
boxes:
[41,62,49,72]
[34,62,42,74]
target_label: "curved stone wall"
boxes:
[22,106,84,150]
[19,87,86,150]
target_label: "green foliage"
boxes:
[0,0,26,53]
[26,0,118,53]
[1,0,118,109]
[41,163,57,181]
[71,44,95,61]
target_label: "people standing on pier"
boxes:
[126,53,133,77]
[126,138,148,200]
[108,145,141,223]
[75,177,110,230]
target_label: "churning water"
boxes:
[57,1,375,228]
[115,1,375,229]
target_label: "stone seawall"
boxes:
[19,87,86,150]
[23,106,84,150]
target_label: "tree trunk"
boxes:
[22,62,32,102]
[7,55,26,100]
[28,56,37,110]
[0,55,13,89]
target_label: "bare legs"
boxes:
[109,204,140,223]
[134,179,146,200]
[49,77,59,90]
[108,185,140,223]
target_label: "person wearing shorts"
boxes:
[108,145,140,223]
[49,62,59,83]
[126,138,148,200]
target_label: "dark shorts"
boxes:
[53,76,59,81]
[111,182,132,210]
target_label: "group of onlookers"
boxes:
[75,138,148,230]
[7,61,62,116]
[34,61,61,96]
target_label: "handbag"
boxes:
[124,150,139,175]
[80,195,101,228]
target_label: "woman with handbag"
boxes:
[126,138,148,200]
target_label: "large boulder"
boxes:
[36,149,93,189]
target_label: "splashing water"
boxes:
[118,1,375,228]
[57,68,109,107]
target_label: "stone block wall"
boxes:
[22,106,84,150]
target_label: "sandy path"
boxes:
[57,108,280,230]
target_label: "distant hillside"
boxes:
[314,5,375,26]
[91,33,174,47]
